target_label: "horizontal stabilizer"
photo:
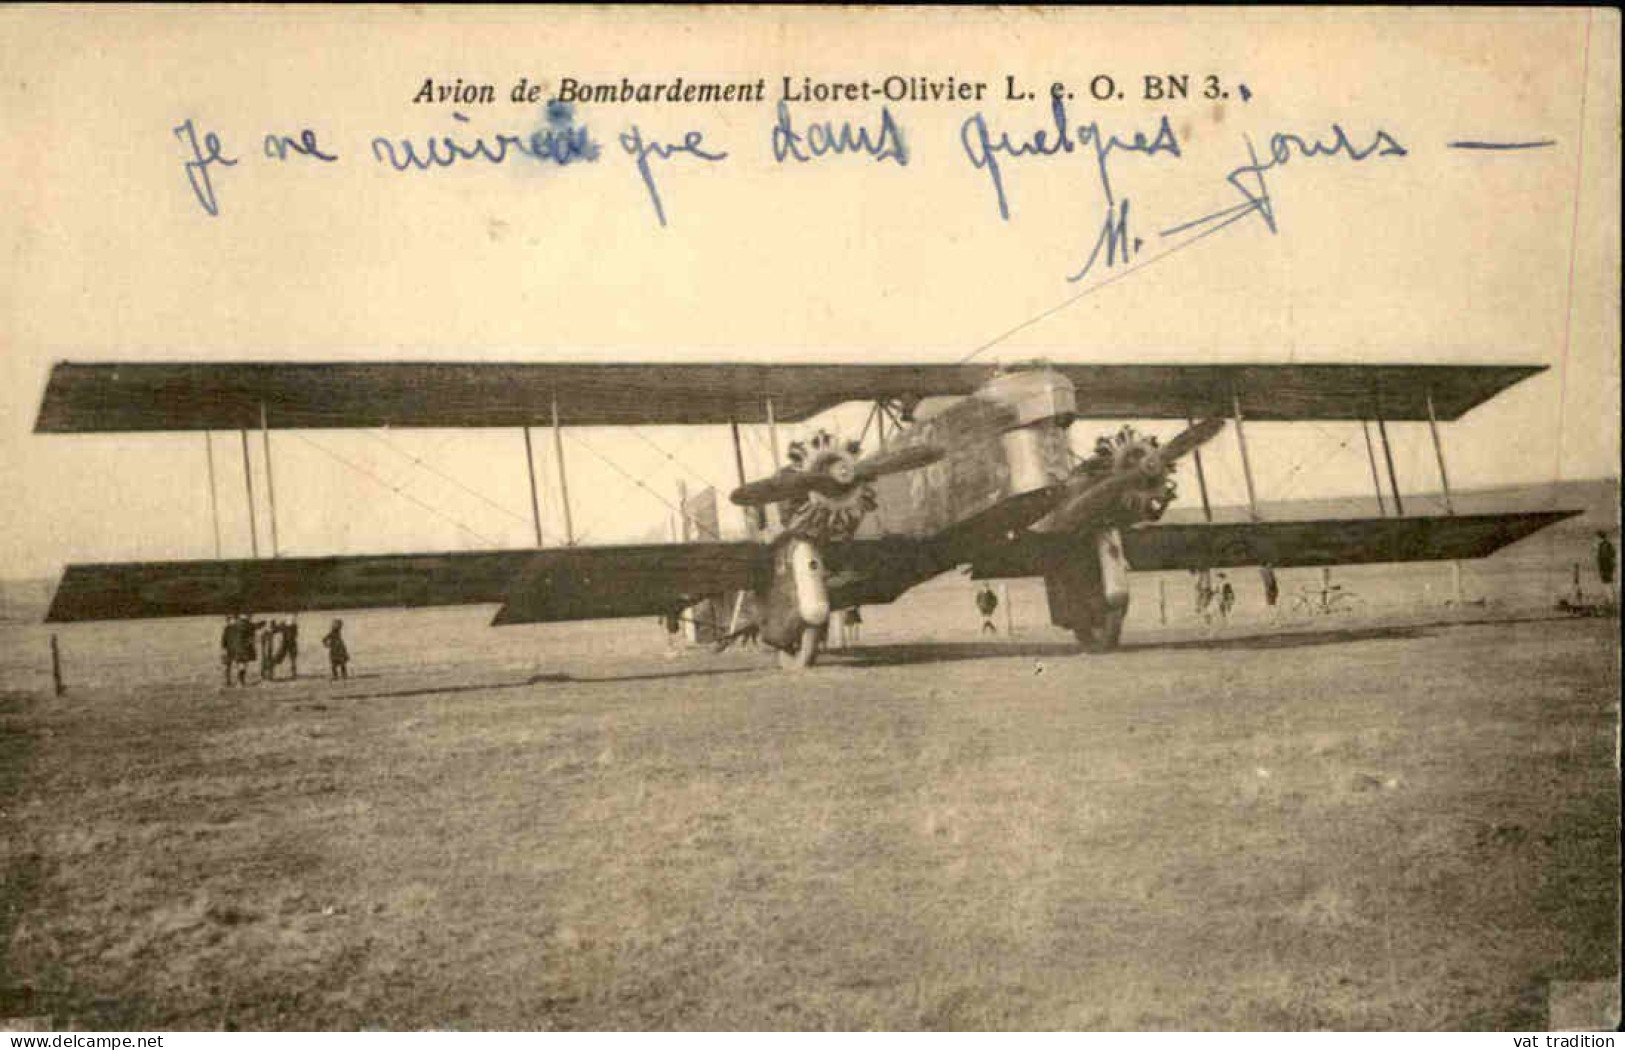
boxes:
[35,361,1545,432]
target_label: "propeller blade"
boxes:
[729,470,825,507]
[852,443,944,482]
[733,443,944,506]
[1047,471,1149,533]
[1047,418,1226,532]
[1159,417,1226,461]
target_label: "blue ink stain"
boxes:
[771,102,908,165]
[960,96,1181,220]
[174,119,238,218]
[1238,83,1252,103]
[619,125,728,227]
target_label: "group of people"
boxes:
[219,614,350,686]
[1193,565,1286,623]
[1192,568,1239,623]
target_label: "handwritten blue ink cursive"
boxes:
[371,104,600,172]
[772,102,908,166]
[1069,196,1143,283]
[619,125,728,227]
[264,129,339,163]
[959,96,1181,220]
[174,119,238,217]
[1446,139,1555,150]
[1163,124,1408,239]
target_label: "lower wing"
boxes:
[45,543,768,624]
[970,511,1580,577]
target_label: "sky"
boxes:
[0,7,1618,578]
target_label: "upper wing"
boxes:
[969,511,1580,577]
[45,543,768,624]
[34,361,1543,431]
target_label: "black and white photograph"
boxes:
[0,5,1618,1034]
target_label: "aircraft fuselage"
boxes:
[868,367,1078,540]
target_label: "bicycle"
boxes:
[1287,583,1366,619]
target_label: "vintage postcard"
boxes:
[0,5,1618,1033]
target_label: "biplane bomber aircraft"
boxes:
[36,360,1577,669]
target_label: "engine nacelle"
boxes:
[1043,527,1131,651]
[759,538,831,651]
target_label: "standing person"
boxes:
[229,614,262,686]
[976,585,999,634]
[322,619,350,680]
[1217,574,1236,622]
[845,606,863,645]
[283,618,299,679]
[220,615,237,687]
[1260,563,1280,612]
[1194,568,1214,623]
[1596,531,1616,603]
[260,620,278,681]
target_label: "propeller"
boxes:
[730,442,944,507]
[1158,417,1227,462]
[1046,417,1225,533]
[852,443,944,483]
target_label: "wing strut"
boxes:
[550,395,575,545]
[522,427,544,547]
[1376,415,1405,516]
[765,397,782,528]
[239,429,259,557]
[260,403,280,557]
[204,431,222,557]
[1426,386,1465,601]
[1360,420,1389,516]
[1230,382,1261,521]
[729,418,765,531]
[1425,388,1456,514]
[1187,410,1214,522]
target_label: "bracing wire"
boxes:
[565,429,725,544]
[625,427,729,498]
[1259,421,1357,504]
[288,432,503,548]
[354,429,542,538]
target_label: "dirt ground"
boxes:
[1,607,1618,1030]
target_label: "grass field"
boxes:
[1,584,1618,1029]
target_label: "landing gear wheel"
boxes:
[777,625,823,670]
[1074,607,1126,653]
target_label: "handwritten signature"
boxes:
[1162,124,1409,240]
[1071,123,1410,283]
